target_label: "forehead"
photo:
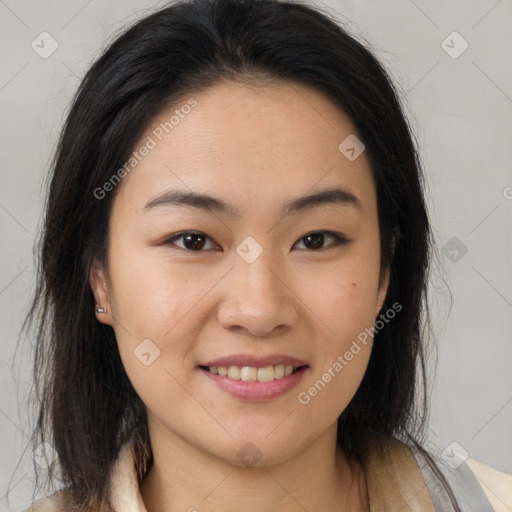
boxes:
[113,80,376,217]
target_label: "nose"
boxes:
[216,245,299,337]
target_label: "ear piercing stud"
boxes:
[96,282,108,312]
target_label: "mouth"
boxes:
[198,364,309,401]
[197,354,310,400]
[198,364,308,383]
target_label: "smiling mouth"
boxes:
[199,364,308,383]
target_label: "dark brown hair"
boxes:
[21,0,460,510]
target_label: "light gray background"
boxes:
[1,0,511,510]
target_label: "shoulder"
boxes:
[361,434,437,510]
[21,490,66,512]
[465,457,512,512]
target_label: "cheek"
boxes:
[109,257,201,412]
[304,256,382,340]
[296,252,380,403]
[105,251,211,398]
[296,273,376,417]
[296,348,371,430]
[108,247,213,337]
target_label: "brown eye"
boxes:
[166,232,219,251]
[294,231,347,251]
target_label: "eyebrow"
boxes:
[143,186,362,217]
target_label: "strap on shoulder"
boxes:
[413,448,495,512]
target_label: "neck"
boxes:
[140,417,369,512]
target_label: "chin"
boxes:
[204,436,306,468]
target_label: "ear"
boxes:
[374,229,398,317]
[374,265,390,317]
[90,258,113,326]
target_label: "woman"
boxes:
[22,0,511,510]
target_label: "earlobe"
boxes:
[90,259,113,325]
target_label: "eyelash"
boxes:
[163,230,349,252]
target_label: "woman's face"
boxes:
[92,80,389,465]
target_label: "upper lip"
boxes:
[200,354,308,368]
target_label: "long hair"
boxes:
[23,0,460,509]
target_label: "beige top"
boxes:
[24,436,512,511]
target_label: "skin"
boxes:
[91,80,389,512]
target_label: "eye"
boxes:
[163,230,348,252]
[165,231,220,251]
[293,231,348,251]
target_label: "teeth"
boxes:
[241,366,257,381]
[257,366,274,382]
[274,364,285,379]
[227,366,240,379]
[207,364,298,382]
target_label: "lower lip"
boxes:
[199,366,309,401]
